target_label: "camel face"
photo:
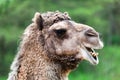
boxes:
[45,20,103,65]
[72,21,104,65]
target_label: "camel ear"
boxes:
[32,12,44,30]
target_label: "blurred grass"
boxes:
[0,76,6,80]
[0,26,23,42]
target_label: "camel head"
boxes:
[33,11,104,70]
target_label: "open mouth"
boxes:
[84,47,99,65]
[85,47,98,60]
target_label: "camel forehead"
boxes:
[49,21,69,30]
[69,21,95,31]
[49,20,95,32]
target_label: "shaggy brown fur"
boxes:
[7,11,103,80]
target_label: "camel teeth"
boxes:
[93,53,96,56]
[91,52,98,56]
[92,52,95,55]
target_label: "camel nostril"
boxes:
[85,32,96,37]
[85,29,98,37]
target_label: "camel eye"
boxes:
[54,29,67,38]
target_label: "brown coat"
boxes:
[7,11,103,80]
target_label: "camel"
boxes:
[7,11,103,80]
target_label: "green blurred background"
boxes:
[0,0,120,80]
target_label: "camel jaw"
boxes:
[84,47,99,65]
